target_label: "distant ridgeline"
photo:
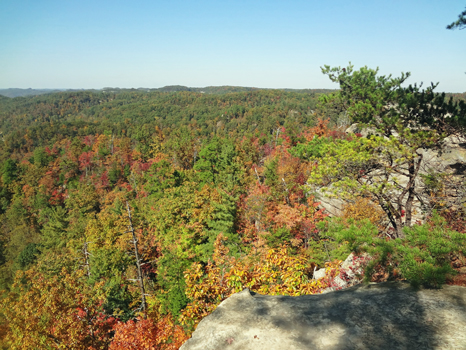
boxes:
[0,85,466,153]
[0,86,337,98]
[0,88,70,98]
[0,87,336,153]
[0,87,463,154]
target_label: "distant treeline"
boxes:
[0,86,337,98]
[0,89,331,159]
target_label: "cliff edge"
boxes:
[180,282,466,350]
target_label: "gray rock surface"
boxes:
[313,268,326,280]
[180,282,466,350]
[316,253,370,294]
[314,187,345,217]
[315,126,466,223]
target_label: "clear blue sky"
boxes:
[1,0,465,92]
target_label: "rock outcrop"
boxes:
[180,282,466,350]
[316,126,466,220]
[316,252,370,294]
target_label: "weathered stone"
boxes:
[318,253,370,294]
[324,125,466,223]
[314,192,344,217]
[180,282,466,350]
[345,124,378,138]
[340,252,370,282]
[332,275,347,288]
[313,268,326,280]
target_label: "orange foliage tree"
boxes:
[110,315,188,350]
[238,181,325,247]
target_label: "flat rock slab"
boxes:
[180,282,466,350]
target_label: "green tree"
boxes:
[157,250,190,319]
[194,138,227,186]
[16,243,40,270]
[323,214,466,288]
[40,206,69,250]
[144,159,182,199]
[313,64,466,237]
[2,160,17,185]
[447,6,466,30]
[33,147,52,168]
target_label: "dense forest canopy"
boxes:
[0,88,326,155]
[0,72,465,349]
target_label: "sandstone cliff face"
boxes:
[180,282,466,350]
[317,127,466,220]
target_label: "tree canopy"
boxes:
[0,77,465,349]
[447,6,466,30]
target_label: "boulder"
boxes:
[315,253,370,294]
[313,268,326,280]
[322,125,466,223]
[345,123,378,138]
[419,134,466,209]
[180,282,466,350]
[313,188,345,217]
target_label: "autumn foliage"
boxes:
[0,85,464,349]
[180,234,339,327]
[110,316,188,350]
[2,268,115,350]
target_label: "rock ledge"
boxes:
[181,282,466,350]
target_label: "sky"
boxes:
[0,0,465,92]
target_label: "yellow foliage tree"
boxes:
[2,267,115,349]
[180,234,338,328]
[342,197,386,231]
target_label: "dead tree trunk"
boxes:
[82,241,91,278]
[126,201,147,315]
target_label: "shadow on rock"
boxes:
[181,282,466,350]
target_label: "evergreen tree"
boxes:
[1,160,17,185]
[447,6,466,30]
[316,64,466,237]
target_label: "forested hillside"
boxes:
[0,69,465,349]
